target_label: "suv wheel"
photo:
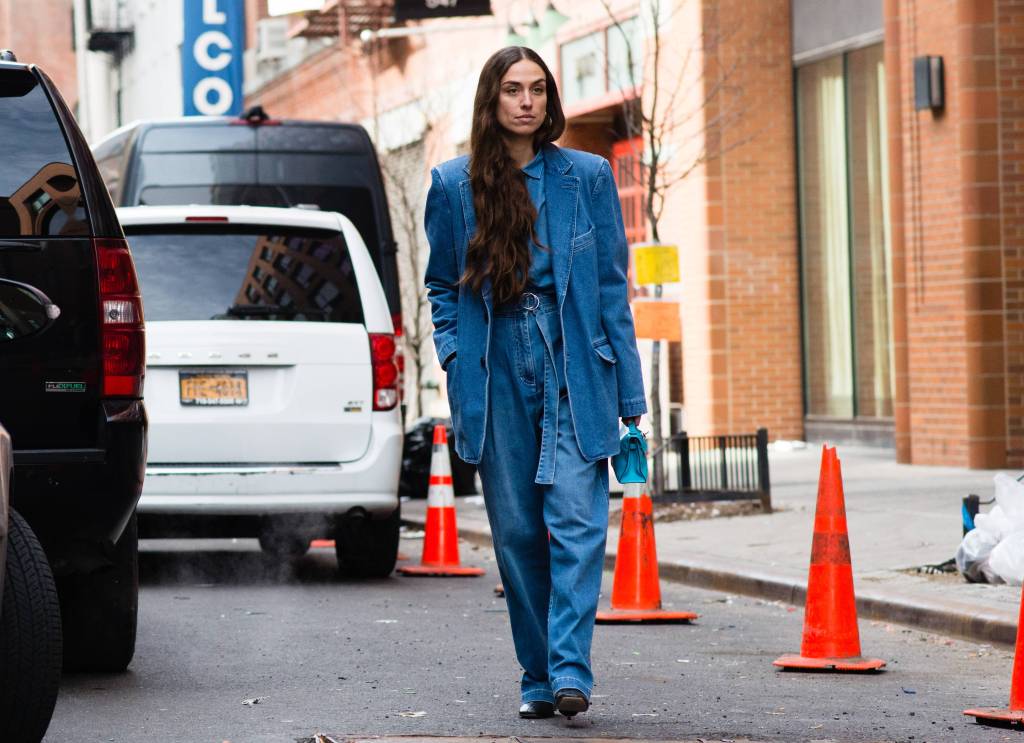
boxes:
[0,509,62,743]
[58,513,138,672]
[334,506,400,578]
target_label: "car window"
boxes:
[126,227,364,324]
[93,129,131,204]
[137,185,381,257]
[0,68,88,237]
[256,125,366,153]
[141,125,255,152]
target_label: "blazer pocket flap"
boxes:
[592,338,618,364]
[571,226,596,252]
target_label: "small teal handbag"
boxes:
[611,421,648,484]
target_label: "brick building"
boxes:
[240,0,1024,468]
[0,0,77,110]
[29,0,1019,469]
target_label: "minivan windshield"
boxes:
[126,227,364,324]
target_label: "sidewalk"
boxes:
[401,444,1024,646]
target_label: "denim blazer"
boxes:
[424,144,648,464]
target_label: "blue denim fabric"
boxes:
[424,145,648,465]
[522,148,554,293]
[476,292,609,704]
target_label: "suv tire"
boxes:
[334,506,400,578]
[0,509,62,743]
[58,513,138,672]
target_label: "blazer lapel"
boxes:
[543,145,578,305]
[458,177,493,307]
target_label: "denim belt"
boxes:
[493,290,558,317]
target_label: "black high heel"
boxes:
[519,700,555,718]
[554,688,589,718]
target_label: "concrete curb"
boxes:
[401,516,1018,647]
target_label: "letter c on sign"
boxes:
[194,30,232,71]
[193,78,234,115]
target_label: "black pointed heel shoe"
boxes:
[519,700,555,718]
[554,688,589,718]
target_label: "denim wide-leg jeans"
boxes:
[475,291,610,704]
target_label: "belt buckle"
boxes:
[521,292,540,311]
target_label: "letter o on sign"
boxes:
[193,77,234,115]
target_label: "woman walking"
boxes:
[423,46,647,720]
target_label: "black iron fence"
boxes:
[652,428,771,512]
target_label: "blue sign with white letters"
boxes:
[182,0,245,116]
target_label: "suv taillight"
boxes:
[95,238,145,398]
[369,333,398,411]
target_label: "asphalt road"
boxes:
[42,532,1024,743]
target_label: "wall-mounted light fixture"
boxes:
[914,55,944,112]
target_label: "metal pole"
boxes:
[756,428,772,512]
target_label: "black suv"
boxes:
[0,54,147,672]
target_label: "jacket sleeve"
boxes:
[591,159,648,419]
[423,167,459,371]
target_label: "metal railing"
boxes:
[652,428,771,512]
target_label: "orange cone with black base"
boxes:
[774,445,885,671]
[596,482,698,623]
[964,585,1024,725]
[399,425,485,577]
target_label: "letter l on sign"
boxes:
[204,0,227,23]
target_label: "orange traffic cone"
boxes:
[964,585,1024,725]
[399,425,485,577]
[595,482,699,623]
[774,445,885,671]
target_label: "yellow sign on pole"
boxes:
[632,300,681,342]
[633,243,680,285]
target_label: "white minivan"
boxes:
[118,205,403,577]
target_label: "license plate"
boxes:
[179,371,249,406]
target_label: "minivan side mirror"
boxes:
[0,279,60,342]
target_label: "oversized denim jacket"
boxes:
[424,144,648,464]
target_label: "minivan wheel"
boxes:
[0,509,62,743]
[334,506,400,578]
[58,513,138,672]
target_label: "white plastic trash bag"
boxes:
[956,474,1024,584]
[988,530,1024,585]
[995,473,1024,529]
[974,504,1015,541]
[956,527,1002,583]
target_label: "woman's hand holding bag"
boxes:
[611,421,648,484]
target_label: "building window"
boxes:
[559,18,641,108]
[797,43,892,420]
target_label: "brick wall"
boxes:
[886,0,1010,467]
[998,0,1024,467]
[0,0,77,109]
[678,0,802,439]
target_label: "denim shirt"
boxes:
[523,148,554,293]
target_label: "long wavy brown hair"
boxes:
[462,47,566,305]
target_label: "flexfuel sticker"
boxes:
[45,382,87,393]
